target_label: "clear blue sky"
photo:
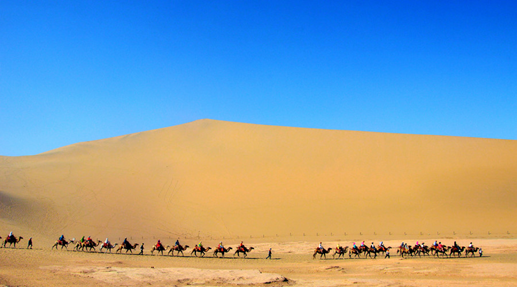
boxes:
[1,0,516,156]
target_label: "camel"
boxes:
[365,247,378,259]
[349,247,363,259]
[332,246,349,259]
[376,245,391,256]
[52,239,75,250]
[150,244,169,255]
[213,246,232,257]
[397,246,413,258]
[465,246,479,257]
[3,236,23,248]
[168,245,190,256]
[313,247,332,259]
[191,246,211,257]
[414,245,430,257]
[234,246,254,258]
[116,242,139,254]
[429,245,439,256]
[99,243,118,253]
[449,246,465,257]
[433,246,449,258]
[80,240,101,252]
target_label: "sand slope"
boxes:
[1,119,516,241]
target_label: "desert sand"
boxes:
[1,238,517,286]
[1,119,517,285]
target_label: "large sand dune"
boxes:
[1,119,516,242]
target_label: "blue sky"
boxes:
[1,0,516,156]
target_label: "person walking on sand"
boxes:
[27,237,33,249]
[139,243,144,255]
[266,248,272,259]
[385,248,390,259]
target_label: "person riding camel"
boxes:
[156,240,163,250]
[468,242,473,248]
[379,241,385,249]
[123,238,129,248]
[8,231,14,240]
[319,242,324,252]
[87,236,93,245]
[336,243,341,251]
[370,242,376,251]
[239,241,245,251]
[104,238,110,247]
[453,241,460,251]
[421,242,425,248]
[438,242,443,251]
[353,242,358,250]
[175,239,180,248]
[218,241,224,251]
[59,235,65,243]
[198,242,203,251]
[400,242,405,249]
[361,241,365,249]
[433,240,438,247]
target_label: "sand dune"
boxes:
[1,119,516,243]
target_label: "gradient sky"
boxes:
[1,0,516,156]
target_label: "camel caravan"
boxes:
[3,232,483,260]
[313,240,483,260]
[45,235,257,258]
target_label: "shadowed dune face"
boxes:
[0,119,516,241]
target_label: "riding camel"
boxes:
[365,247,378,259]
[397,245,413,258]
[116,242,139,254]
[3,236,23,248]
[168,245,190,256]
[415,245,430,257]
[376,245,391,256]
[449,246,465,257]
[349,247,363,259]
[313,247,332,259]
[332,246,349,259]
[151,244,169,255]
[191,246,211,257]
[99,243,118,253]
[52,239,75,250]
[234,246,254,258]
[80,240,101,252]
[433,246,449,258]
[213,246,232,257]
[465,246,479,257]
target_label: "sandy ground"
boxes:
[1,238,516,286]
